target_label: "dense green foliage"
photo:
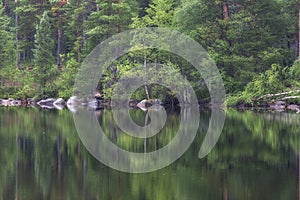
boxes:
[226,60,300,106]
[0,0,298,103]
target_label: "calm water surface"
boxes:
[0,107,299,200]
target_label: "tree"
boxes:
[33,11,57,97]
[174,0,295,94]
[14,0,47,67]
[135,0,175,27]
[85,0,138,53]
[128,0,177,100]
[0,2,14,67]
[51,0,68,68]
[15,0,19,68]
[63,0,90,62]
[85,0,138,97]
[299,0,300,61]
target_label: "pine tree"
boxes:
[298,0,300,61]
[174,0,295,93]
[33,11,56,96]
[51,0,68,68]
[85,0,138,53]
[64,0,90,62]
[0,3,13,67]
[15,0,47,66]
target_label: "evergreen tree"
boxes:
[16,0,48,65]
[174,0,296,93]
[0,3,13,67]
[85,0,138,53]
[0,0,298,100]
[33,11,57,97]
[63,0,90,62]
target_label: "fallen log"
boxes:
[280,96,300,100]
[257,90,300,100]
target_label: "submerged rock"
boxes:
[1,98,14,106]
[137,99,153,110]
[54,104,64,110]
[11,100,22,106]
[39,104,55,109]
[67,96,78,106]
[37,98,56,106]
[54,98,65,106]
[128,99,139,107]
[151,99,162,105]
[0,98,22,106]
[269,100,286,110]
[66,104,77,113]
[88,99,98,109]
[287,104,300,113]
[27,98,36,106]
[1,99,10,106]
[287,104,299,111]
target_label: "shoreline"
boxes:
[1,96,300,113]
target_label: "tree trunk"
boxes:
[298,0,300,61]
[56,133,62,173]
[82,4,87,62]
[76,28,81,63]
[15,134,19,200]
[223,0,229,20]
[15,0,19,68]
[115,0,120,33]
[57,29,62,68]
[144,58,150,100]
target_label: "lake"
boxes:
[0,107,299,200]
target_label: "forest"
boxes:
[0,0,299,106]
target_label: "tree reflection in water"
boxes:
[0,107,299,199]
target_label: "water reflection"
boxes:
[0,107,299,199]
[74,106,200,172]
